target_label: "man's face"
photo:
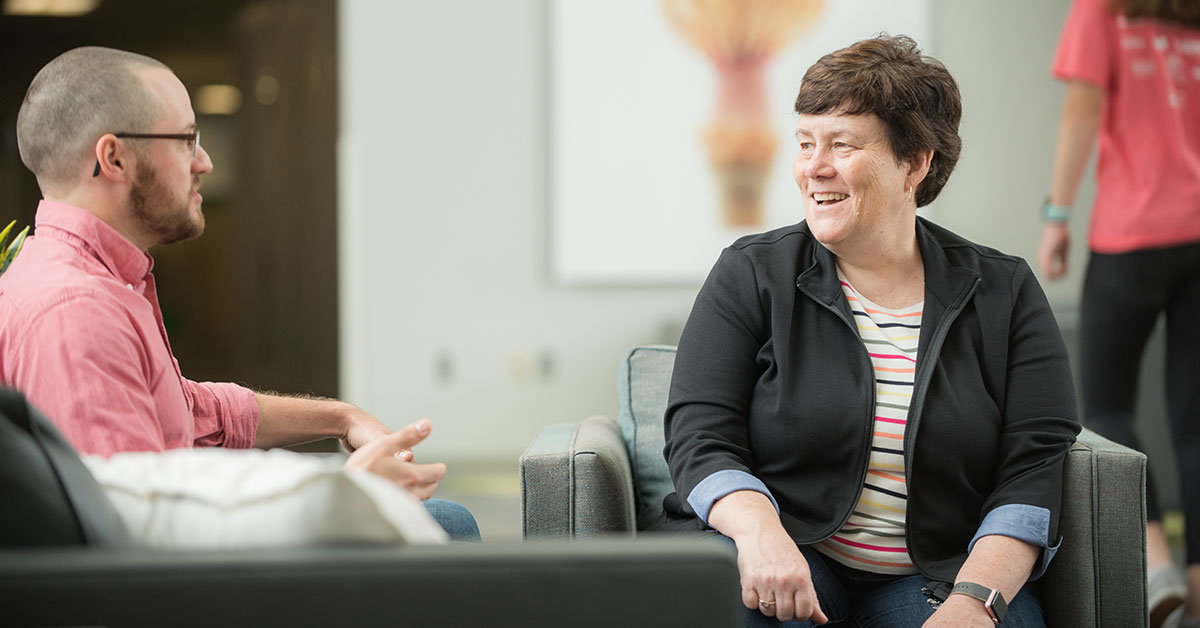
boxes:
[129,155,201,246]
[129,68,213,247]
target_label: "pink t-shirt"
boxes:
[0,200,258,456]
[1053,0,1200,253]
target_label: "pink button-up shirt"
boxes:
[0,200,258,456]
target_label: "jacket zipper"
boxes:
[801,275,982,546]
[903,275,981,574]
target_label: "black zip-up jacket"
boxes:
[661,218,1081,581]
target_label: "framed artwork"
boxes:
[551,0,932,284]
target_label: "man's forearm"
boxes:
[252,392,354,449]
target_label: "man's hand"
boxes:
[922,594,996,628]
[1038,222,1070,279]
[339,406,393,452]
[344,419,446,500]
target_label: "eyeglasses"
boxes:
[92,130,201,177]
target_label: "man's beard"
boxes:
[129,161,203,247]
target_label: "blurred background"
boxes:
[0,0,1177,541]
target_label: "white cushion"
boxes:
[82,448,448,548]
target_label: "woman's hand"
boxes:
[1038,222,1070,279]
[707,490,828,623]
[922,595,996,627]
[733,526,828,623]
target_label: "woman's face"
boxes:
[793,112,919,251]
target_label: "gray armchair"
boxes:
[521,345,1149,627]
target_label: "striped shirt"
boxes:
[814,277,922,575]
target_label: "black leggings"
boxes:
[1079,241,1200,565]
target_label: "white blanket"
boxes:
[83,447,448,548]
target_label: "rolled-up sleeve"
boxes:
[188,380,259,449]
[969,504,1061,580]
[688,469,780,523]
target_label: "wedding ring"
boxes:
[759,599,776,608]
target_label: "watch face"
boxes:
[950,582,1008,624]
[985,588,1008,623]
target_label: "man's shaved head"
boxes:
[17,46,171,194]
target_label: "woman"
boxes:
[1039,1,1200,626]
[662,35,1080,627]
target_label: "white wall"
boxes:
[339,0,698,461]
[339,0,1092,462]
[928,0,1094,309]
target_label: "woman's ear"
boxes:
[907,148,934,187]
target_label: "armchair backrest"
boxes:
[618,345,676,531]
[0,388,129,546]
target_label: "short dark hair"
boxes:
[793,34,961,208]
[17,47,168,193]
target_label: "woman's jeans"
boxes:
[1079,242,1200,564]
[717,536,1046,627]
[423,498,481,542]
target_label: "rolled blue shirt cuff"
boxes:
[968,504,1061,581]
[687,469,779,523]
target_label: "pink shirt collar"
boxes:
[33,199,154,287]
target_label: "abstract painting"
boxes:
[551,0,931,283]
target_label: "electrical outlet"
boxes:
[434,350,454,385]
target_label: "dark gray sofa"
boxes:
[0,388,740,628]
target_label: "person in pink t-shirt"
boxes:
[1041,0,1200,625]
[0,47,477,541]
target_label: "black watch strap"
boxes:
[949,581,1008,624]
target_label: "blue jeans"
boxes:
[423,498,481,542]
[717,536,1046,627]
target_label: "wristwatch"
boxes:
[949,581,1008,625]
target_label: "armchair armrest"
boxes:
[0,538,738,628]
[520,415,635,538]
[1042,427,1148,628]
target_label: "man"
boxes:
[0,47,477,540]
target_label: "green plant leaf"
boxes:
[0,225,29,275]
[0,219,14,252]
